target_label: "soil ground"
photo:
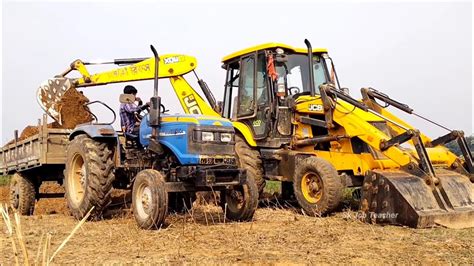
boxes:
[0,183,473,264]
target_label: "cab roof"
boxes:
[222,42,328,63]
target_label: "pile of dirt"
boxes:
[57,88,93,129]
[34,182,69,215]
[4,122,62,146]
[4,88,93,146]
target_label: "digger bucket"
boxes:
[36,77,72,124]
[360,169,474,228]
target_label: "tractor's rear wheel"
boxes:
[9,173,36,215]
[132,169,168,229]
[220,175,259,221]
[293,157,343,216]
[64,135,115,220]
[235,135,265,196]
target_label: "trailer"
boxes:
[0,115,70,215]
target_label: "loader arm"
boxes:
[319,84,454,184]
[319,84,474,228]
[360,87,469,173]
[37,54,220,122]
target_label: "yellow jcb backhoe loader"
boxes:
[214,39,473,228]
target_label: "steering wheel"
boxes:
[288,86,301,95]
[160,103,169,113]
[135,104,168,121]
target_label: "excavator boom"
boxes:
[37,54,219,123]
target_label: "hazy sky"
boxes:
[1,1,472,144]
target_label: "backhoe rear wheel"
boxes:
[132,169,168,229]
[235,135,265,196]
[9,173,36,215]
[293,157,343,216]
[64,135,115,220]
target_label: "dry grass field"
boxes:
[1,182,473,264]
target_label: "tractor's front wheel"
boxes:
[132,169,168,229]
[293,157,343,216]
[220,175,259,221]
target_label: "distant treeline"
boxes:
[444,135,473,156]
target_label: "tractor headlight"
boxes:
[201,131,215,142]
[220,133,232,142]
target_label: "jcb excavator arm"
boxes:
[37,54,220,123]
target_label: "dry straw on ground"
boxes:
[1,204,93,265]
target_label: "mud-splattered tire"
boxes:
[168,192,196,214]
[132,169,168,229]
[293,157,343,216]
[64,135,115,220]
[220,175,259,221]
[235,135,265,195]
[9,173,36,215]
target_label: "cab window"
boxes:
[237,55,255,117]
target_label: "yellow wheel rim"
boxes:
[69,153,86,205]
[301,172,323,204]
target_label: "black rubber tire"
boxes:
[220,174,259,221]
[64,135,115,220]
[168,192,196,214]
[132,169,168,229]
[235,134,265,195]
[293,157,343,216]
[9,173,36,215]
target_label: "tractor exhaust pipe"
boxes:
[148,45,163,154]
[149,45,161,129]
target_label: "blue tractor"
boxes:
[60,46,258,229]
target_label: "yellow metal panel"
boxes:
[222,43,328,62]
[161,116,199,124]
[362,98,460,166]
[407,146,457,167]
[304,150,400,174]
[169,76,221,117]
[161,115,231,126]
[294,96,385,122]
[232,121,257,147]
[75,54,197,87]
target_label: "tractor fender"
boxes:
[69,124,118,141]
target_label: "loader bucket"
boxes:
[360,169,474,228]
[36,77,72,124]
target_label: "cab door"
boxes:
[237,53,270,139]
[222,53,270,140]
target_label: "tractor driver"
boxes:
[120,85,149,136]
